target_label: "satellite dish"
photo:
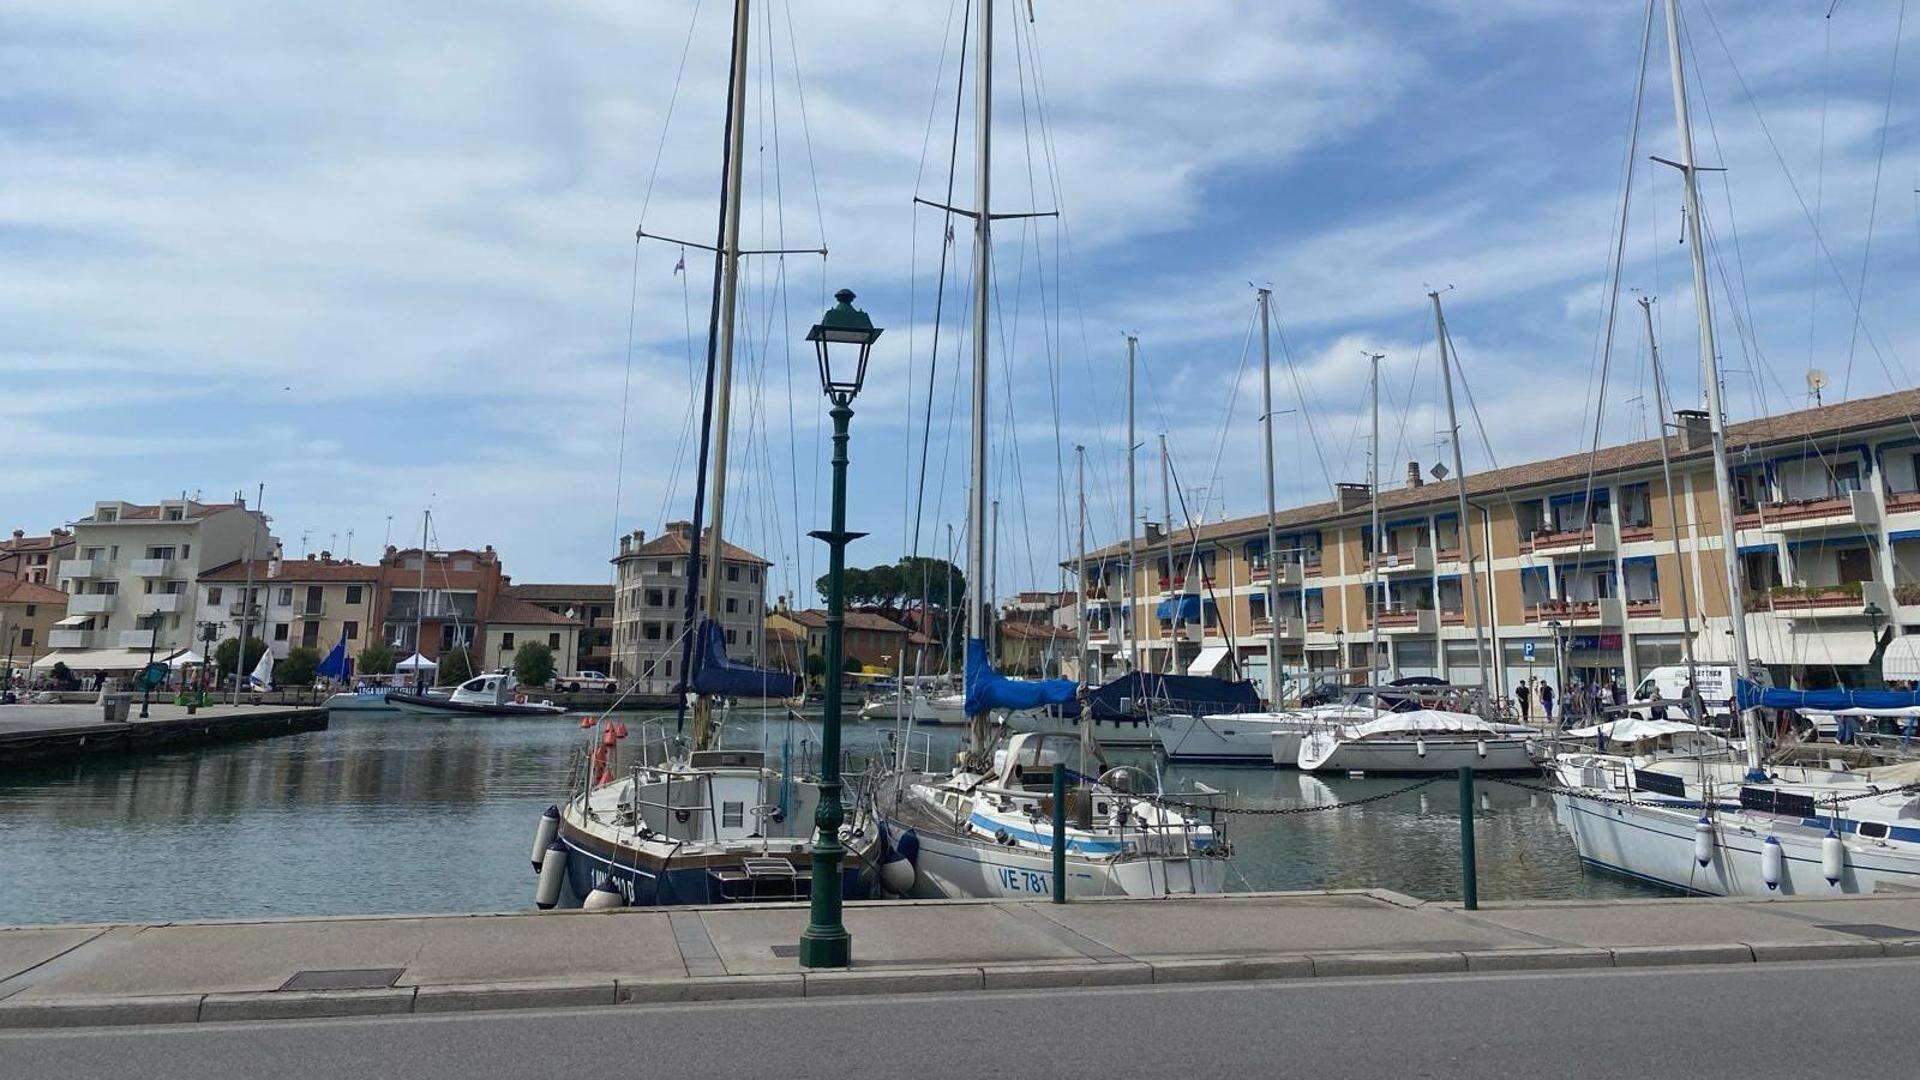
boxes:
[1430,462,1451,481]
[1807,369,1828,391]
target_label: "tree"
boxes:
[215,636,267,678]
[278,645,321,687]
[357,644,395,676]
[436,649,477,686]
[514,641,556,687]
[816,557,962,618]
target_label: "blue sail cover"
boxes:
[964,638,1078,715]
[1738,680,1920,714]
[690,617,798,698]
[1083,671,1262,720]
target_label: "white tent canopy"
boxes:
[395,652,438,672]
[166,650,207,670]
[28,649,153,672]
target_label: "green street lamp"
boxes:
[798,288,882,970]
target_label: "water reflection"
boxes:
[0,713,1658,926]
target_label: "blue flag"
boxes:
[315,629,349,681]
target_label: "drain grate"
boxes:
[278,968,406,992]
[1815,924,1920,940]
[769,944,799,958]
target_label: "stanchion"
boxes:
[1458,766,1478,910]
[1051,763,1067,904]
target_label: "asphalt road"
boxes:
[5,959,1910,1079]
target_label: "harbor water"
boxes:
[0,711,1662,926]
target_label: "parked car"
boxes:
[561,670,618,693]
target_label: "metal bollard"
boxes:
[1051,763,1067,904]
[1458,766,1478,910]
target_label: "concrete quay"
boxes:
[0,703,327,767]
[5,889,1920,1029]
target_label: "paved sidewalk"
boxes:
[5,889,1919,1028]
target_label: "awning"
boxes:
[1882,635,1920,682]
[1186,645,1230,677]
[1154,595,1202,621]
[53,615,92,628]
[29,648,155,672]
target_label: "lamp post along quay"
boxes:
[799,288,883,970]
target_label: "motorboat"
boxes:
[859,689,969,725]
[1295,710,1537,774]
[1152,702,1376,764]
[877,730,1230,898]
[321,674,416,714]
[388,673,568,718]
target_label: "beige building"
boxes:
[505,583,614,674]
[1,579,68,674]
[765,604,923,673]
[1075,389,1920,701]
[44,497,273,673]
[480,598,581,680]
[197,554,381,665]
[1,528,74,585]
[611,522,770,691]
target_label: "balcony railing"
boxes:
[139,593,184,615]
[48,629,91,649]
[1625,597,1662,619]
[1617,523,1658,542]
[1528,521,1618,557]
[1367,547,1434,575]
[131,558,175,577]
[1250,614,1305,639]
[1763,579,1891,619]
[60,559,98,579]
[1886,488,1920,513]
[117,629,163,648]
[1248,560,1304,587]
[1372,607,1440,634]
[1525,597,1625,625]
[68,593,114,615]
[1735,488,1878,532]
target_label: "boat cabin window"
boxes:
[687,749,765,770]
[460,677,491,693]
[1859,822,1888,839]
[721,801,744,829]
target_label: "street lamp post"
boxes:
[798,288,883,970]
[139,614,160,718]
[1546,619,1566,726]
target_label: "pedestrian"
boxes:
[1611,679,1627,709]
[1540,681,1557,724]
[1515,679,1531,722]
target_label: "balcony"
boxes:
[1248,560,1303,588]
[1525,596,1625,626]
[48,629,91,649]
[1250,614,1305,640]
[117,629,163,648]
[1763,580,1891,620]
[1302,556,1325,578]
[294,605,326,619]
[1367,547,1433,576]
[60,559,99,579]
[131,557,175,577]
[140,593,184,615]
[1735,489,1878,533]
[1886,488,1920,514]
[1372,607,1439,635]
[68,593,114,615]
[1528,521,1617,558]
[1625,597,1663,619]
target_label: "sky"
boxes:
[4,1,1916,607]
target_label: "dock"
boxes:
[4,889,1918,1028]
[0,703,328,767]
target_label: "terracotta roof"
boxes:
[488,597,581,627]
[620,528,771,567]
[0,580,67,605]
[779,609,911,634]
[1081,386,1920,561]
[198,558,381,583]
[0,531,72,555]
[765,623,805,644]
[997,621,1074,641]
[506,583,614,602]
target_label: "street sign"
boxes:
[1521,642,1536,662]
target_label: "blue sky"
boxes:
[3,1,1915,606]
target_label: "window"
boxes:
[277,587,293,606]
[23,604,34,617]
[196,586,216,605]
[346,586,362,604]
[162,507,182,521]
[146,546,175,559]
[20,629,33,646]
[548,633,560,649]
[657,560,672,574]
[181,544,190,558]
[721,801,744,829]
[726,566,740,582]
[750,568,759,584]
[501,632,515,649]
[344,621,358,641]
[644,623,662,641]
[645,588,664,607]
[726,628,737,645]
[274,623,289,641]
[725,597,738,614]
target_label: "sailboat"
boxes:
[538,0,878,909]
[1545,0,1920,895]
[874,0,1229,899]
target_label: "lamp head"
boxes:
[806,288,883,403]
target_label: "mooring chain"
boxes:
[1151,775,1444,816]
[1484,774,1710,811]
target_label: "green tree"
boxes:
[277,645,321,687]
[436,649,477,686]
[513,641,556,687]
[215,636,267,677]
[356,643,395,676]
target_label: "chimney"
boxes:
[319,551,331,563]
[1335,483,1373,512]
[619,534,632,555]
[10,529,21,540]
[1675,409,1711,452]
[666,520,693,541]
[1405,461,1423,488]
[1143,521,1165,545]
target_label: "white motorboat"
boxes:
[388,673,567,718]
[1152,703,1376,764]
[878,731,1230,899]
[1296,710,1537,774]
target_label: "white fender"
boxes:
[535,839,568,909]
[583,878,626,910]
[531,805,560,871]
[1476,740,1488,759]
[1694,817,1713,867]
[1761,835,1783,891]
[1822,832,1845,887]
[1415,738,1427,758]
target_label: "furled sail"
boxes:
[963,638,1077,715]
[1739,682,1920,715]
[689,617,797,698]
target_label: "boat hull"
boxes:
[323,692,399,714]
[387,692,567,718]
[1298,736,1536,774]
[556,825,877,908]
[895,822,1229,899]
[1152,713,1286,763]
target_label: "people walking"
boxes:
[1539,681,1557,725]
[1515,680,1531,722]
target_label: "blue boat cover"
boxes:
[1738,681,1920,713]
[1154,595,1202,621]
[690,617,798,698]
[963,638,1078,716]
[1082,670,1262,720]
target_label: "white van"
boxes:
[1629,663,1770,719]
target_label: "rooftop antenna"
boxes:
[345,529,355,560]
[1807,368,1828,407]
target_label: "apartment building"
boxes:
[1,528,74,585]
[196,553,381,662]
[1074,389,1920,700]
[1,580,67,669]
[765,603,920,672]
[375,545,507,664]
[504,583,614,673]
[611,522,769,691]
[479,599,581,678]
[48,497,273,670]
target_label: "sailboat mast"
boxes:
[1431,293,1490,705]
[964,0,993,757]
[414,509,428,690]
[692,0,754,751]
[1640,296,1704,720]
[1159,432,1177,656]
[1075,446,1088,680]
[1257,288,1283,706]
[1124,334,1138,675]
[1662,0,1761,771]
[1369,352,1383,693]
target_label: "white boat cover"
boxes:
[1563,718,1720,741]
[1186,645,1231,677]
[1883,635,1920,682]
[1338,710,1516,739]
